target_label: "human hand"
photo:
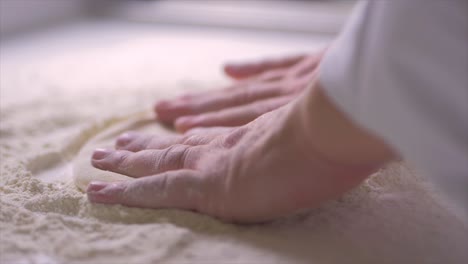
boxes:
[155,50,326,132]
[88,109,334,223]
[88,80,392,223]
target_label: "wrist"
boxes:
[287,79,395,169]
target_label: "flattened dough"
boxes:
[73,111,176,191]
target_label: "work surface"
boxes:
[0,21,466,264]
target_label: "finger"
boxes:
[115,131,152,151]
[255,69,287,82]
[87,170,208,211]
[155,83,284,123]
[155,88,236,123]
[115,132,182,152]
[115,129,222,152]
[155,81,249,123]
[224,54,306,79]
[174,95,294,132]
[91,146,200,177]
[185,126,236,136]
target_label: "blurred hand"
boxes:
[155,50,326,132]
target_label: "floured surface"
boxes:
[1,22,467,264]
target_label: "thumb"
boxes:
[87,170,206,211]
[224,54,306,80]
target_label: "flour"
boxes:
[1,27,467,264]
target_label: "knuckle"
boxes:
[115,152,131,167]
[180,146,199,169]
[112,152,133,172]
[159,144,192,169]
[176,145,190,168]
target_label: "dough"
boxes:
[72,111,176,191]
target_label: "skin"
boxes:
[155,51,326,132]
[87,59,396,223]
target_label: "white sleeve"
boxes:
[319,0,468,209]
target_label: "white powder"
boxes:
[1,25,467,264]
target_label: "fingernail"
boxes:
[116,133,136,148]
[87,182,115,204]
[87,181,108,192]
[92,148,112,160]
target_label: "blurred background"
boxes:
[0,0,355,107]
[0,0,354,38]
